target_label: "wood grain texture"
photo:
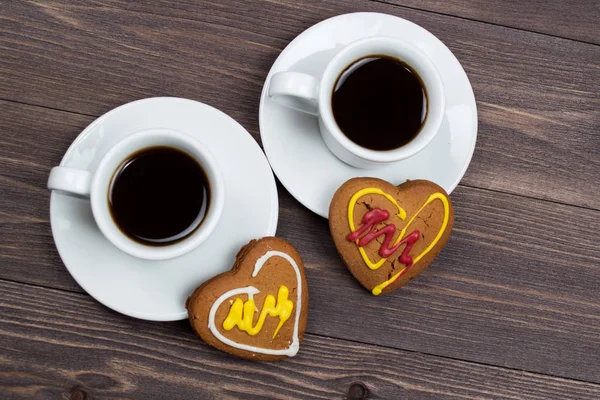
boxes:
[1,0,599,208]
[2,101,600,383]
[375,0,600,44]
[2,279,600,400]
[0,101,91,294]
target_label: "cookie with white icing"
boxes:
[186,237,308,361]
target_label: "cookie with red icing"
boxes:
[186,237,308,360]
[329,178,454,295]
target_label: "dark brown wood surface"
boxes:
[377,0,600,44]
[1,0,599,398]
[2,279,600,400]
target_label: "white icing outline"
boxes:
[208,250,302,357]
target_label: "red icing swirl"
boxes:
[347,208,420,266]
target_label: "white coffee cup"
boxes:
[47,128,225,260]
[268,36,445,169]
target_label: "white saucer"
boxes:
[50,97,278,321]
[259,12,477,218]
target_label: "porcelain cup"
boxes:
[47,128,225,260]
[268,36,445,169]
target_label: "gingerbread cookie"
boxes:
[186,237,308,361]
[329,178,454,296]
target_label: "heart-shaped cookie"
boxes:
[329,178,454,296]
[186,237,308,361]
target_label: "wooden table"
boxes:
[1,1,599,398]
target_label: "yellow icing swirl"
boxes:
[222,285,293,339]
[347,188,451,295]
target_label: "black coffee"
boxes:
[331,56,426,151]
[109,146,210,246]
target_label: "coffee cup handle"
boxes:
[268,72,319,115]
[47,166,92,199]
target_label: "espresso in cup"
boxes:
[331,56,426,151]
[109,146,210,246]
